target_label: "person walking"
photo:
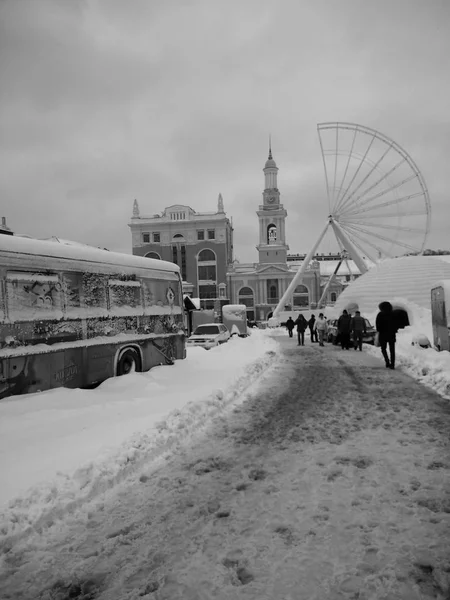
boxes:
[314,313,328,347]
[308,314,318,342]
[285,316,295,338]
[337,309,352,350]
[351,310,367,351]
[295,313,308,346]
[375,301,398,369]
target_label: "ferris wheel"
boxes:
[273,122,431,317]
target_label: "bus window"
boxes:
[142,278,180,313]
[143,279,166,309]
[108,279,142,312]
[6,272,63,321]
[82,273,107,310]
[62,272,82,314]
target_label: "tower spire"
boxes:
[217,193,224,213]
[268,134,272,159]
[132,199,140,218]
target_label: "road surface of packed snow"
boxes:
[1,336,450,599]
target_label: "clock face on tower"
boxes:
[267,196,276,204]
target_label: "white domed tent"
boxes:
[333,256,450,324]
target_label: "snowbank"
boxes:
[0,330,280,544]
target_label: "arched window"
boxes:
[238,286,255,321]
[144,251,161,260]
[267,279,279,304]
[293,284,309,307]
[197,249,217,307]
[172,234,186,280]
[267,224,277,244]
[198,249,216,262]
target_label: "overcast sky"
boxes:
[1,0,449,262]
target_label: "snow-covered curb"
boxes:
[0,333,280,549]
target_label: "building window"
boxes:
[153,232,160,243]
[181,245,186,281]
[267,224,277,243]
[199,284,217,299]
[267,280,279,304]
[172,246,178,264]
[219,285,226,298]
[197,249,217,295]
[197,230,205,241]
[330,292,337,302]
[198,248,216,262]
[238,286,254,309]
[293,284,309,307]
[198,264,216,281]
[207,229,215,240]
[145,252,161,260]
[142,233,150,243]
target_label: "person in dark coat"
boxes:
[337,309,352,350]
[295,314,308,346]
[285,316,295,338]
[308,314,318,342]
[376,301,398,369]
[351,310,367,351]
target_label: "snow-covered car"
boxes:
[187,323,231,349]
[327,318,376,345]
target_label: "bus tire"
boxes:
[116,347,142,376]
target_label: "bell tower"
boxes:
[256,142,289,264]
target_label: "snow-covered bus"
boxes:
[0,236,186,399]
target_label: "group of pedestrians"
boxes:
[284,300,398,369]
[285,313,327,346]
[337,309,366,351]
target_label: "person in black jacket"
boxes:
[285,317,295,338]
[308,314,318,342]
[337,309,352,350]
[295,314,308,346]
[375,301,398,369]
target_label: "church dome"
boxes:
[334,256,450,315]
[265,157,277,168]
[264,146,277,169]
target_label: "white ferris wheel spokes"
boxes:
[317,122,431,262]
[272,123,431,319]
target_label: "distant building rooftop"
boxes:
[0,217,13,236]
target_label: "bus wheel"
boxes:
[117,348,141,376]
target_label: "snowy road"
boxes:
[2,339,450,599]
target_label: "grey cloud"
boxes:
[0,0,449,261]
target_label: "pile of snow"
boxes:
[0,330,279,542]
[335,255,450,314]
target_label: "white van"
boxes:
[222,304,248,337]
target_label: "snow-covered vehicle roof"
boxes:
[0,235,180,274]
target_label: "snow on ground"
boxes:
[1,337,449,599]
[0,330,279,541]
